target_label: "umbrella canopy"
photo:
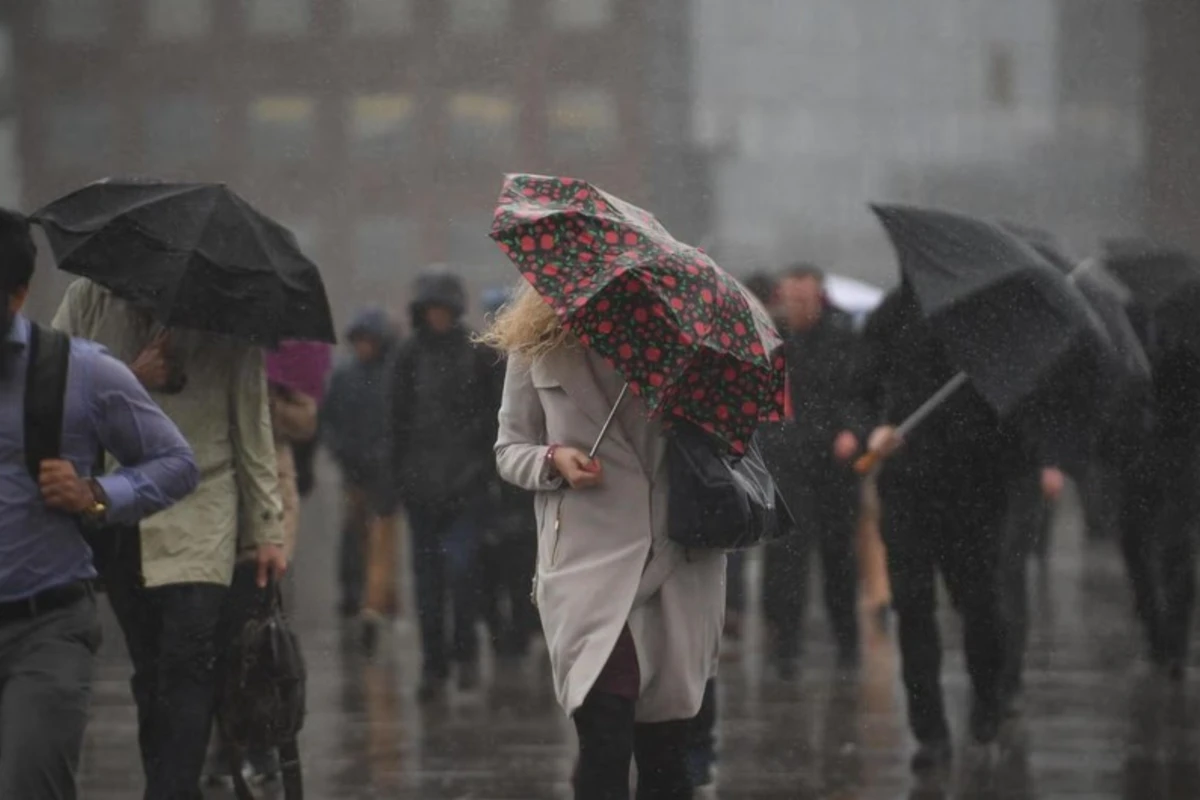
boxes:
[871,203,1119,469]
[491,174,786,452]
[32,179,336,345]
[1103,240,1200,357]
[1002,224,1150,384]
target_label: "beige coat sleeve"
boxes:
[51,278,95,337]
[231,346,285,548]
[495,355,563,492]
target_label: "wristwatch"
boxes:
[83,478,109,521]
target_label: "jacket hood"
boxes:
[345,307,397,345]
[410,269,467,329]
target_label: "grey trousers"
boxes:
[0,593,101,800]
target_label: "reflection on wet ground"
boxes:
[79,484,1200,799]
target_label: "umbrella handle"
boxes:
[852,372,970,476]
[854,449,884,475]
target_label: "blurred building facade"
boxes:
[693,0,1147,284]
[11,0,709,324]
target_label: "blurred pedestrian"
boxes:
[478,287,539,658]
[1108,313,1200,679]
[857,286,1035,773]
[0,209,197,800]
[320,309,399,644]
[53,278,287,800]
[388,271,501,700]
[488,284,726,800]
[761,264,869,676]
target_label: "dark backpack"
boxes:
[22,323,71,482]
[218,563,307,800]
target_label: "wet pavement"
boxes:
[78,478,1200,799]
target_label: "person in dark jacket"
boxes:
[1107,309,1200,679]
[320,309,398,623]
[859,285,1038,773]
[477,287,539,658]
[388,270,503,700]
[761,264,870,676]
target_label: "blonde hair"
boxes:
[477,282,574,358]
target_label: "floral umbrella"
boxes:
[490,173,786,452]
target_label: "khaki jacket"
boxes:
[496,346,725,723]
[53,280,284,587]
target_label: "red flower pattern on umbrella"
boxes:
[490,173,787,452]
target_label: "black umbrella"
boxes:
[31,179,335,345]
[864,204,1120,473]
[1103,240,1200,357]
[1002,222,1150,384]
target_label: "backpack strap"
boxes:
[23,324,71,481]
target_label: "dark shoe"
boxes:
[458,661,481,692]
[775,656,798,682]
[910,739,952,774]
[1166,658,1186,682]
[970,698,1003,745]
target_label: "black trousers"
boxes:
[998,470,1049,701]
[763,469,860,661]
[574,692,692,800]
[879,475,1008,743]
[99,528,226,800]
[1117,444,1199,665]
[478,535,538,655]
[408,501,482,679]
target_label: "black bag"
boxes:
[666,422,793,551]
[217,563,307,800]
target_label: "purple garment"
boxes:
[0,315,198,602]
[266,340,332,401]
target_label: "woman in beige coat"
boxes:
[488,287,725,800]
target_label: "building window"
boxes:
[246,0,311,36]
[143,93,216,170]
[346,0,412,35]
[448,93,516,157]
[146,0,211,40]
[987,43,1015,109]
[249,96,315,161]
[350,93,415,159]
[449,0,510,34]
[44,0,111,42]
[46,98,114,167]
[548,87,618,157]
[551,0,613,30]
[355,216,418,281]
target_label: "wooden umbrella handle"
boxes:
[854,449,884,475]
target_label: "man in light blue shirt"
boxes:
[0,209,197,799]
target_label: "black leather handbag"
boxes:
[666,421,793,550]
